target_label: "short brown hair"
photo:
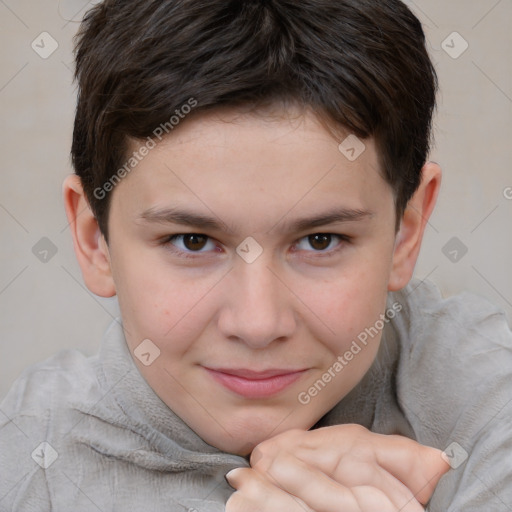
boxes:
[72,0,438,242]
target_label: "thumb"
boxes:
[413,446,451,505]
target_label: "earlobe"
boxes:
[388,162,442,291]
[62,174,116,298]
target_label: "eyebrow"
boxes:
[137,206,374,234]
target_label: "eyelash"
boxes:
[160,233,351,260]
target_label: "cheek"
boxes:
[112,250,202,342]
[298,261,389,330]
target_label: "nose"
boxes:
[217,254,297,349]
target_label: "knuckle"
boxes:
[354,460,378,480]
[273,427,305,446]
[352,485,396,512]
[343,424,373,450]
[251,428,304,469]
[260,448,287,479]
[343,423,370,437]
[350,440,377,461]
[349,422,369,433]
[250,444,269,470]
[334,457,378,486]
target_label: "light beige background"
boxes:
[1,0,511,397]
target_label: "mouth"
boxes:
[203,367,308,399]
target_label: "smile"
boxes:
[203,367,308,399]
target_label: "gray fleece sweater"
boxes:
[1,279,511,511]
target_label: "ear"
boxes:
[388,162,442,291]
[62,174,116,298]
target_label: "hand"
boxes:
[225,424,450,512]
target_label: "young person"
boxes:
[1,1,511,510]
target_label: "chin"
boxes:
[199,408,316,456]
[200,430,258,456]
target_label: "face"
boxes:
[104,106,398,455]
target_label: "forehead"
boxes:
[111,107,391,230]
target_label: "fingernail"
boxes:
[225,468,241,484]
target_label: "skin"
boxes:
[63,105,442,484]
[225,425,450,511]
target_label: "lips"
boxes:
[204,367,308,399]
[210,368,305,379]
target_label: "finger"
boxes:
[225,468,248,490]
[252,426,448,506]
[296,428,449,504]
[258,450,402,512]
[225,468,314,512]
[333,456,425,512]
[370,435,451,504]
[351,485,425,512]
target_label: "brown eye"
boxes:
[164,233,216,255]
[293,233,349,256]
[182,234,208,251]
[308,234,332,251]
